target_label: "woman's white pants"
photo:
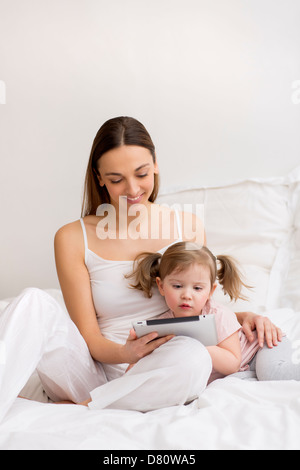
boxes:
[0,288,212,421]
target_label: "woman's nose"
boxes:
[126,179,140,196]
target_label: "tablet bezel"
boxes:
[133,314,218,346]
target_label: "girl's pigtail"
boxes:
[216,255,252,302]
[125,252,162,298]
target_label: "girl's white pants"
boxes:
[0,288,212,421]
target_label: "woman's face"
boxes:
[97,145,158,209]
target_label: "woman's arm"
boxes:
[235,311,283,348]
[54,222,125,364]
[54,222,171,365]
[206,331,241,376]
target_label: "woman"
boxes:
[0,116,281,419]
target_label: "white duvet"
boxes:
[1,377,300,450]
[0,305,299,450]
[1,168,300,450]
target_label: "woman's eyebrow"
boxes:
[105,163,150,176]
[135,163,150,171]
[104,171,122,176]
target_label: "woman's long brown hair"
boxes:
[81,116,160,217]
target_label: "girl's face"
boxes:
[156,263,216,317]
[97,145,158,210]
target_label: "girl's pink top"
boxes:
[161,298,260,383]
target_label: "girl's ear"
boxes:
[209,283,217,297]
[156,277,165,296]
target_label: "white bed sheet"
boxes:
[1,370,300,450]
[0,305,300,450]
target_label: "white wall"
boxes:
[0,0,300,297]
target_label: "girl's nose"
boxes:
[181,289,192,300]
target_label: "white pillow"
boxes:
[280,171,300,311]
[158,173,293,313]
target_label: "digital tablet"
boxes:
[133,314,218,346]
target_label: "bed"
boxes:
[1,167,300,450]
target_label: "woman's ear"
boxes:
[93,167,105,187]
[156,277,165,296]
[97,172,105,187]
[153,160,159,175]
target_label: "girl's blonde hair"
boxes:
[126,242,251,302]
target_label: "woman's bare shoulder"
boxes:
[55,219,82,240]
[177,209,206,245]
[54,219,86,257]
[151,203,206,244]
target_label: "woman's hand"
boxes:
[237,312,283,348]
[122,328,174,366]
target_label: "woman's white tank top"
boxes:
[79,211,183,380]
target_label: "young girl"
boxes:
[126,241,298,383]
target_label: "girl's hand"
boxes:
[122,328,174,365]
[240,312,283,348]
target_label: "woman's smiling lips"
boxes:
[125,193,145,204]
